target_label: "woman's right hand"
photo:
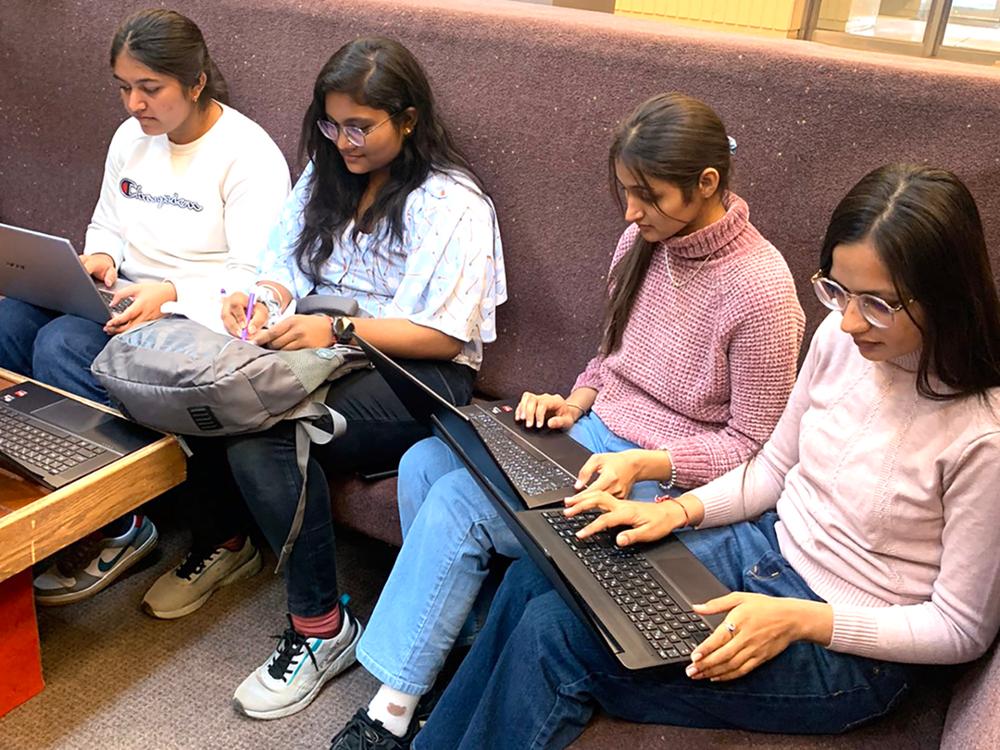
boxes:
[81,253,118,288]
[515,391,582,430]
[564,492,686,547]
[221,291,269,338]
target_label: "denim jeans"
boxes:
[0,298,111,405]
[416,513,912,750]
[225,360,475,618]
[356,412,664,695]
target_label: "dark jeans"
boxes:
[224,359,476,617]
[417,513,912,750]
[0,297,112,405]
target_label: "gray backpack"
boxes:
[91,316,370,568]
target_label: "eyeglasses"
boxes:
[316,112,400,148]
[811,271,913,329]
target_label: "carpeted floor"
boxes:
[0,503,398,750]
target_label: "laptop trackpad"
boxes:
[645,538,730,605]
[34,399,114,433]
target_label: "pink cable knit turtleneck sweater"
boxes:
[573,192,805,488]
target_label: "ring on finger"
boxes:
[725,621,738,637]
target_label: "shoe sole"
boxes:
[141,549,264,620]
[35,524,160,607]
[232,620,364,721]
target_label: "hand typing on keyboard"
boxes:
[564,490,696,548]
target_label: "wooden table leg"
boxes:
[0,569,44,716]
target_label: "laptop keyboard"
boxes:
[542,509,712,662]
[468,411,576,496]
[98,289,134,315]
[0,402,110,480]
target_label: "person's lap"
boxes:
[417,515,912,749]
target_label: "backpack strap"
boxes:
[274,401,346,572]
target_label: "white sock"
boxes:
[367,684,420,738]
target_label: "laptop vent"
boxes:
[188,406,223,432]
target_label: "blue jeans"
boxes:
[0,298,111,405]
[356,412,663,695]
[416,513,912,749]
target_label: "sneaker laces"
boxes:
[330,709,399,750]
[267,614,319,682]
[175,545,223,580]
[55,533,106,577]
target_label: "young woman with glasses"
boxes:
[326,92,806,749]
[195,37,507,721]
[0,8,290,607]
[416,164,1000,749]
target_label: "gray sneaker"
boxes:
[142,536,262,619]
[34,515,158,606]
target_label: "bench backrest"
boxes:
[3,0,1000,398]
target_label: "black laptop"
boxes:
[0,380,164,489]
[357,335,730,670]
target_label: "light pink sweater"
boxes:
[697,313,1000,664]
[574,192,805,487]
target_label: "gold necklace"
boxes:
[665,249,719,289]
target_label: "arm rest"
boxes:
[941,639,1000,749]
[295,295,360,317]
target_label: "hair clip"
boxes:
[727,136,738,155]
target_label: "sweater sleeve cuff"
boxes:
[572,370,602,392]
[662,440,716,491]
[828,605,881,657]
[690,482,736,528]
[84,248,124,267]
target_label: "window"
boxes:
[805,0,1000,64]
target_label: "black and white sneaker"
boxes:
[330,709,418,750]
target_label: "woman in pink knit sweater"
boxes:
[417,164,1000,749]
[329,93,804,748]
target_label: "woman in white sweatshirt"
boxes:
[416,164,1000,749]
[0,9,290,606]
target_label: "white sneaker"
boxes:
[142,537,262,619]
[232,608,363,720]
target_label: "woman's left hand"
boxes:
[251,314,333,350]
[103,281,176,335]
[684,593,829,682]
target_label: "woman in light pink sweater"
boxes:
[329,93,805,748]
[418,164,1000,749]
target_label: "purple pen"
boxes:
[241,291,255,340]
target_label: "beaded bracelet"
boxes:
[658,448,678,491]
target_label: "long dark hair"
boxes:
[820,164,1000,400]
[294,36,480,285]
[110,9,228,108]
[601,92,732,354]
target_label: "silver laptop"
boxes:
[0,223,131,323]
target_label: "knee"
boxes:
[34,315,106,365]
[226,429,291,479]
[397,437,456,507]
[516,591,590,667]
[503,558,554,597]
[0,298,48,353]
